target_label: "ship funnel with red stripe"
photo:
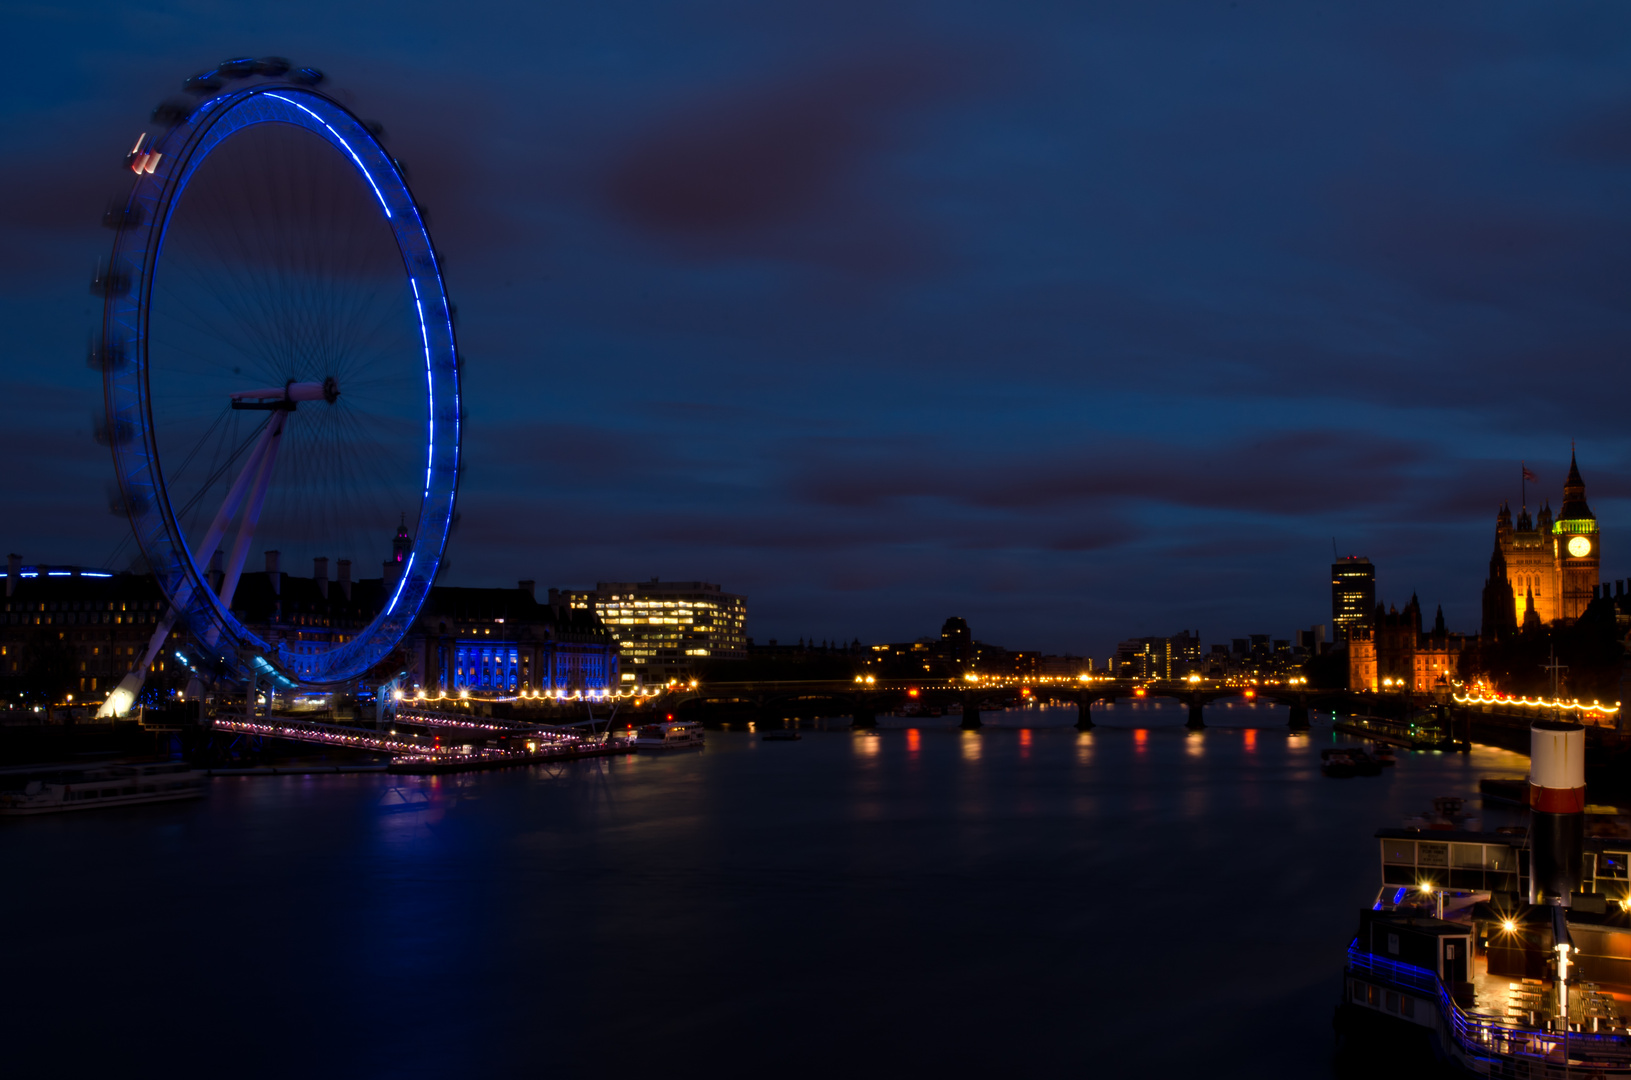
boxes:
[1529,720,1586,905]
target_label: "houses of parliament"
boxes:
[1480,451,1601,635]
[1349,452,1603,692]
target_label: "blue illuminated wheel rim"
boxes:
[99,80,460,687]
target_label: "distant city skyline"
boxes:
[5,5,1631,661]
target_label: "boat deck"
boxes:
[1468,950,1631,1032]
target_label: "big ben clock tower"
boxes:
[1553,450,1599,624]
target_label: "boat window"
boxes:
[1381,839,1415,865]
[1485,845,1516,872]
[1417,843,1448,868]
[1602,853,1630,880]
[1452,844,1486,869]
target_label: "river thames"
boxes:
[3,700,1526,1077]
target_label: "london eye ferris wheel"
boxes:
[94,59,460,715]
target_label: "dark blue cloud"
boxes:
[4,1,1631,659]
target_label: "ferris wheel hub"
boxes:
[229,379,339,410]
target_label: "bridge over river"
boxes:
[662,677,1337,730]
[163,679,1347,769]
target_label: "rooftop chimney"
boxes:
[314,557,329,600]
[338,559,352,601]
[547,587,561,607]
[519,579,535,600]
[6,553,18,597]
[265,550,281,595]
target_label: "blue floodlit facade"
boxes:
[452,644,520,693]
[410,584,618,695]
[444,641,612,693]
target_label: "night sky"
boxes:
[5,3,1631,660]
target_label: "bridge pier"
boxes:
[1185,696,1205,730]
[1287,699,1310,730]
[961,691,982,731]
[852,699,876,730]
[1076,691,1094,730]
[753,698,776,733]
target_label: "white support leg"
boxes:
[97,415,285,718]
[214,412,285,618]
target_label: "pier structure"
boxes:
[195,701,634,774]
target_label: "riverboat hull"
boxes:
[0,762,207,816]
[0,787,204,815]
[632,720,705,752]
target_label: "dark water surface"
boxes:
[2,701,1527,1078]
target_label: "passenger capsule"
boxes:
[182,71,223,94]
[101,200,144,230]
[90,261,131,297]
[151,99,191,127]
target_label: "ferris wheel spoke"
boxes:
[173,414,273,546]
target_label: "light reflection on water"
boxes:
[961,729,982,761]
[1,709,1533,1078]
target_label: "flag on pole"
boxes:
[1523,465,1538,483]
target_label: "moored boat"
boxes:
[632,720,705,752]
[1336,720,1631,1075]
[1349,749,1384,777]
[1322,748,1358,778]
[0,761,206,816]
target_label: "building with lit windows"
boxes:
[1331,556,1375,642]
[1346,594,1467,693]
[563,579,747,687]
[0,558,179,706]
[1115,630,1202,679]
[400,581,617,696]
[1,529,621,708]
[861,618,1084,681]
[222,529,621,697]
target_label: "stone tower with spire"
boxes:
[1481,515,1516,641]
[1554,450,1600,624]
[1492,453,1600,627]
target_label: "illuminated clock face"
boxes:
[1568,535,1592,558]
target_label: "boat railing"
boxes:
[1347,943,1631,1068]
